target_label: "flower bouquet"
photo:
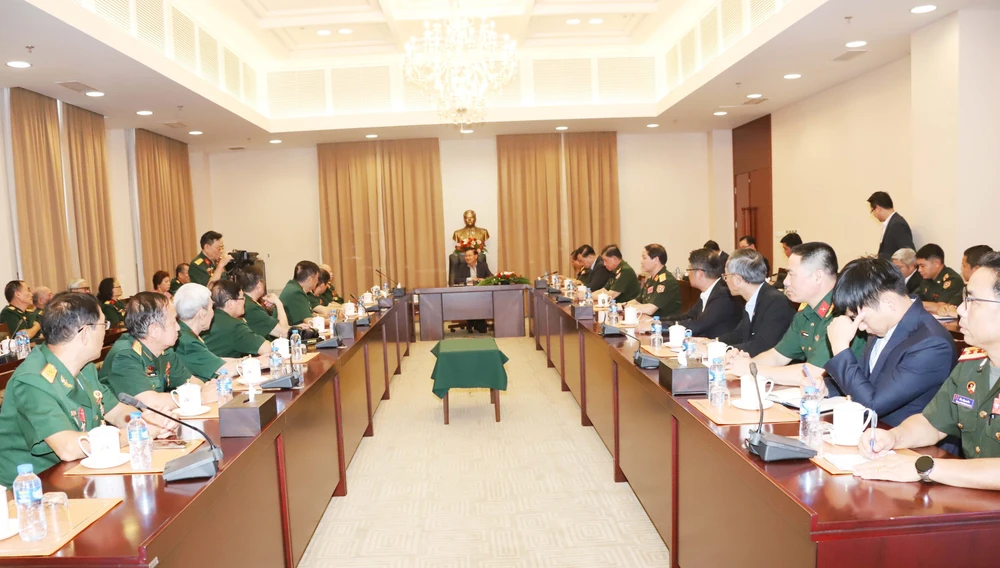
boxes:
[477,271,531,286]
[455,237,487,254]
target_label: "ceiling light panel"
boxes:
[911,5,937,14]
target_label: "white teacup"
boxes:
[668,324,686,347]
[170,382,202,411]
[77,425,121,459]
[272,337,291,358]
[310,316,325,331]
[707,341,730,362]
[596,293,610,308]
[0,338,9,354]
[361,292,374,304]
[832,401,876,446]
[343,302,357,317]
[623,306,639,324]
[236,358,262,382]
[738,375,774,408]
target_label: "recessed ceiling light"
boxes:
[911,5,937,14]
[846,40,867,48]
[136,110,153,116]
[566,18,581,25]
[460,129,474,134]
[556,126,568,131]
[366,134,378,139]
[783,73,802,80]
[589,18,604,25]
[646,124,659,128]
[338,28,353,35]
[189,131,203,136]
[317,29,332,36]
[270,139,282,144]
[5,61,31,69]
[85,91,105,97]
[714,111,728,116]
[746,93,763,99]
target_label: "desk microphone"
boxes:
[117,392,223,481]
[375,268,396,287]
[744,363,817,462]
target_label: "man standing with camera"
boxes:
[189,231,233,286]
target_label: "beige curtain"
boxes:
[379,139,445,289]
[565,132,620,274]
[496,134,563,279]
[134,129,197,290]
[64,103,116,286]
[8,88,73,289]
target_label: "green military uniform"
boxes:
[100,300,126,329]
[279,280,313,325]
[773,291,865,368]
[188,252,217,286]
[0,304,36,335]
[917,266,963,306]
[605,261,641,303]
[320,287,342,305]
[174,321,224,379]
[308,293,323,309]
[923,347,1000,458]
[0,346,118,486]
[203,309,267,358]
[636,267,681,318]
[244,296,279,338]
[99,333,191,396]
[168,278,184,296]
[576,267,592,288]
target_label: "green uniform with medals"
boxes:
[279,280,313,325]
[203,309,267,358]
[174,321,225,380]
[244,296,279,338]
[99,334,191,396]
[0,346,118,486]
[605,261,641,303]
[0,304,36,336]
[168,278,183,296]
[636,267,681,318]
[917,266,963,306]
[922,347,1000,458]
[773,291,865,368]
[100,300,126,329]
[188,252,216,286]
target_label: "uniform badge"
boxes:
[816,301,831,318]
[647,287,654,294]
[41,364,57,384]
[132,341,144,355]
[59,376,73,390]
[815,334,821,342]
[943,281,952,289]
[165,362,171,378]
[194,258,204,265]
[968,381,977,395]
[656,274,665,282]
[77,407,87,425]
[959,347,988,361]
[146,365,156,377]
[932,294,940,300]
[943,273,950,281]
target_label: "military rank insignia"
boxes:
[657,285,665,293]
[132,341,144,355]
[944,281,952,289]
[959,347,987,362]
[59,376,73,390]
[647,287,654,294]
[194,258,204,265]
[41,364,58,384]
[816,301,831,318]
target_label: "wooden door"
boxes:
[749,168,773,266]
[734,173,751,247]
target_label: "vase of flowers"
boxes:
[454,237,486,255]
[477,271,531,286]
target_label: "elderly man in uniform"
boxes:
[169,263,190,296]
[627,243,680,318]
[594,245,640,303]
[173,283,244,382]
[2,281,42,339]
[189,231,233,286]
[891,248,923,295]
[728,242,865,386]
[0,293,177,486]
[68,278,91,295]
[916,244,963,315]
[31,287,53,319]
[204,281,271,358]
[236,265,290,339]
[855,252,1000,488]
[318,264,343,305]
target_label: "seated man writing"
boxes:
[671,248,741,338]
[204,281,272,358]
[855,252,1000,488]
[627,243,680,318]
[237,265,290,339]
[717,249,795,357]
[728,242,865,386]
[824,257,957,426]
[0,292,178,486]
[593,245,640,303]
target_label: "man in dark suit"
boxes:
[452,249,492,332]
[718,249,795,357]
[703,240,729,267]
[824,257,957,426]
[670,248,741,338]
[576,244,612,291]
[737,235,770,278]
[891,248,922,294]
[869,192,915,260]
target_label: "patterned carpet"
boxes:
[299,337,670,567]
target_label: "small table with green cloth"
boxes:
[430,338,509,424]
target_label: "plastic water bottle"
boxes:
[608,300,619,325]
[290,330,302,363]
[382,280,389,293]
[13,464,45,542]
[356,297,365,315]
[127,412,153,470]
[674,267,683,280]
[15,331,29,360]
[684,329,696,361]
[584,288,592,305]
[800,386,823,450]
[708,357,729,408]
[650,317,664,350]
[217,369,233,404]
[269,343,283,374]
[328,312,337,334]
[552,274,560,288]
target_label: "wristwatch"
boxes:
[915,455,935,483]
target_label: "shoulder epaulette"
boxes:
[132,340,144,355]
[958,347,988,362]
[194,258,204,266]
[40,364,57,384]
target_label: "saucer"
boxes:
[732,398,773,411]
[237,376,266,386]
[177,405,211,417]
[0,518,19,541]
[81,452,130,470]
[823,432,861,447]
[669,344,684,352]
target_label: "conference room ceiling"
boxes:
[1,0,995,152]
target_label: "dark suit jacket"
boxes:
[586,258,613,291]
[672,279,742,339]
[878,213,915,260]
[452,261,492,286]
[905,271,923,295]
[718,283,796,357]
[824,300,957,427]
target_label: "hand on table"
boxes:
[937,304,959,319]
[853,452,919,483]
[726,352,752,376]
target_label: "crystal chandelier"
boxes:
[403,2,517,126]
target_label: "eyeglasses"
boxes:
[685,268,703,274]
[963,288,1000,309]
[71,287,92,293]
[78,321,111,333]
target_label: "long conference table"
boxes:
[0,297,414,567]
[531,289,1000,567]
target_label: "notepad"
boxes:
[769,388,849,413]
[824,451,895,472]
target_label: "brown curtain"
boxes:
[379,139,445,289]
[134,129,196,290]
[64,103,116,286]
[496,134,563,279]
[317,142,380,296]
[8,88,73,289]
[565,132,620,275]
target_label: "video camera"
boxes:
[225,250,259,272]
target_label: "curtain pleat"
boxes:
[565,132,620,274]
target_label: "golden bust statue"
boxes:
[452,210,490,244]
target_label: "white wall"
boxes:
[207,148,321,288]
[439,138,498,271]
[0,96,19,286]
[106,128,139,295]
[772,57,912,265]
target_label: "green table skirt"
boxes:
[429,338,509,399]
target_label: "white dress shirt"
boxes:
[880,211,896,242]
[700,278,720,313]
[745,283,764,321]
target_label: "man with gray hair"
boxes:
[717,249,796,357]
[67,278,91,294]
[31,287,53,319]
[892,248,922,295]
[172,283,245,387]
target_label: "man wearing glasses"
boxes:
[203,280,271,358]
[856,252,1000,488]
[669,248,740,338]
